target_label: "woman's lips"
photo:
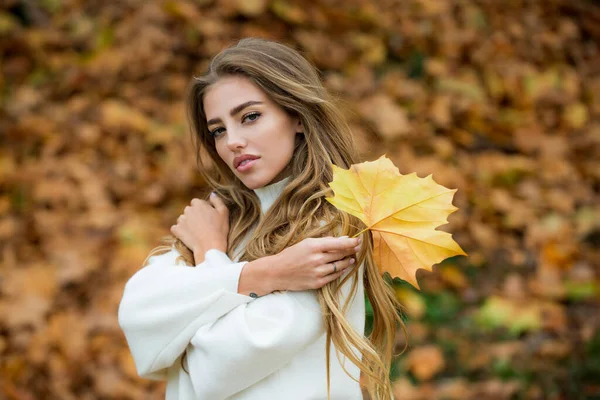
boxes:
[236,158,258,172]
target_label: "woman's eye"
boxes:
[243,112,261,123]
[210,127,225,137]
[209,112,259,137]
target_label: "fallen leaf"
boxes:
[392,377,421,400]
[562,102,588,129]
[326,155,467,288]
[439,264,468,289]
[406,345,445,381]
[234,0,269,17]
[436,378,472,399]
[394,287,426,319]
[357,95,412,140]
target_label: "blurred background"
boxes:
[1,0,599,399]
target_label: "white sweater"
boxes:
[118,177,366,399]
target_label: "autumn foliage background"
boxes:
[1,0,599,399]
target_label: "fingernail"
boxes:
[349,258,355,264]
[354,245,360,252]
[210,192,216,197]
[357,237,362,244]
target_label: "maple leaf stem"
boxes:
[351,227,371,238]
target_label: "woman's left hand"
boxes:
[170,193,230,263]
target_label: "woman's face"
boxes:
[203,75,301,190]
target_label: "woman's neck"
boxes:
[253,176,291,214]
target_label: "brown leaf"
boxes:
[357,95,412,140]
[406,345,445,381]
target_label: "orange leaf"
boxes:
[326,155,467,289]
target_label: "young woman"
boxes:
[118,38,404,400]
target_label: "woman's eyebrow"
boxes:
[207,100,263,126]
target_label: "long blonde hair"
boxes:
[147,38,406,399]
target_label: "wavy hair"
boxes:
[146,37,406,399]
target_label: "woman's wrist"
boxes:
[238,255,280,297]
[193,245,226,265]
[193,249,204,265]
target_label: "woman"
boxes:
[118,38,404,400]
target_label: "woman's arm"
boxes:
[118,247,253,380]
[238,236,360,296]
[171,194,360,297]
[118,236,359,381]
[186,259,365,399]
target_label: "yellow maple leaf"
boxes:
[325,155,467,289]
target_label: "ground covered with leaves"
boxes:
[1,0,599,399]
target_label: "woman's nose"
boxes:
[226,127,247,150]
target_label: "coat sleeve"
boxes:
[185,260,365,399]
[117,248,255,380]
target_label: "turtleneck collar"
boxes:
[253,176,291,214]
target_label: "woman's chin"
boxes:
[236,175,267,190]
[234,167,286,190]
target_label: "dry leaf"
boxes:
[326,155,467,288]
[394,287,426,319]
[357,95,412,140]
[406,345,446,381]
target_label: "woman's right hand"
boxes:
[270,236,362,291]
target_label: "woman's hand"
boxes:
[170,193,230,264]
[238,236,362,296]
[269,236,362,291]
